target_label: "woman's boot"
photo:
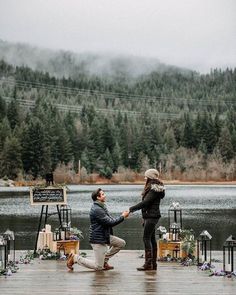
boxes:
[152,247,157,270]
[137,250,153,271]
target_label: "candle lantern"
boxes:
[173,244,180,259]
[53,228,61,241]
[223,235,236,273]
[3,229,15,262]
[60,205,72,240]
[169,223,181,241]
[157,226,167,239]
[197,230,212,265]
[168,202,182,230]
[0,235,7,270]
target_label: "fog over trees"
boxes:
[0,41,235,182]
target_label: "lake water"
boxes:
[0,184,235,250]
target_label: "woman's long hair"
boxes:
[141,178,163,198]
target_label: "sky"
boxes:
[0,0,235,73]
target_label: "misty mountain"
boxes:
[0,39,191,80]
[0,41,235,182]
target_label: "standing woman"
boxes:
[129,169,165,271]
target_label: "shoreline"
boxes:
[1,181,236,196]
[1,175,236,187]
[1,180,236,189]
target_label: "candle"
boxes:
[37,232,44,250]
[45,224,51,233]
[61,231,65,240]
[51,241,57,253]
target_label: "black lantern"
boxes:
[0,235,7,271]
[197,230,212,265]
[60,205,72,240]
[53,228,61,241]
[173,244,180,259]
[3,229,15,262]
[223,235,236,274]
[168,202,182,230]
[169,223,181,241]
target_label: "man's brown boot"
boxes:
[67,253,75,271]
[103,261,114,270]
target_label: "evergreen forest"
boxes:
[0,57,236,182]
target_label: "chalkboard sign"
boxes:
[30,187,67,205]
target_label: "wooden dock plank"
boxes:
[0,251,235,295]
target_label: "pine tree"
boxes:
[217,126,234,162]
[80,105,96,125]
[182,114,194,148]
[21,118,50,178]
[7,99,20,130]
[206,115,217,153]
[88,117,104,158]
[0,118,11,150]
[64,112,79,162]
[112,142,122,171]
[80,148,91,172]
[86,137,98,172]
[231,129,236,153]
[1,135,22,179]
[194,113,202,148]
[0,95,6,121]
[103,148,114,171]
[118,119,133,167]
[57,126,73,165]
[163,127,177,152]
[101,118,115,153]
[200,112,211,151]
[214,113,221,139]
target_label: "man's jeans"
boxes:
[75,235,126,270]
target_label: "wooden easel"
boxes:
[30,186,67,254]
[34,205,62,254]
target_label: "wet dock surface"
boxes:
[0,250,235,295]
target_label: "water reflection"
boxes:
[1,184,236,216]
[0,185,235,250]
[143,274,158,294]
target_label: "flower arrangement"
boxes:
[179,229,196,256]
[69,227,84,240]
[36,247,60,260]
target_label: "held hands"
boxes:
[122,210,130,218]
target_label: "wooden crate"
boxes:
[158,240,188,259]
[56,240,80,255]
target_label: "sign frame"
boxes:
[30,187,67,205]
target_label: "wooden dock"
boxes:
[0,250,235,295]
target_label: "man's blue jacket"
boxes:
[89,201,124,244]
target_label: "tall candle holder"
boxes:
[197,230,212,265]
[223,235,236,274]
[168,202,182,230]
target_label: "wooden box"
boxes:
[56,240,80,255]
[158,240,188,259]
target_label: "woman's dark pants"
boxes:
[142,218,160,269]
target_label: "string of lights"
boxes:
[1,78,235,107]
[2,96,181,119]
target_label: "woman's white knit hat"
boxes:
[144,169,159,179]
